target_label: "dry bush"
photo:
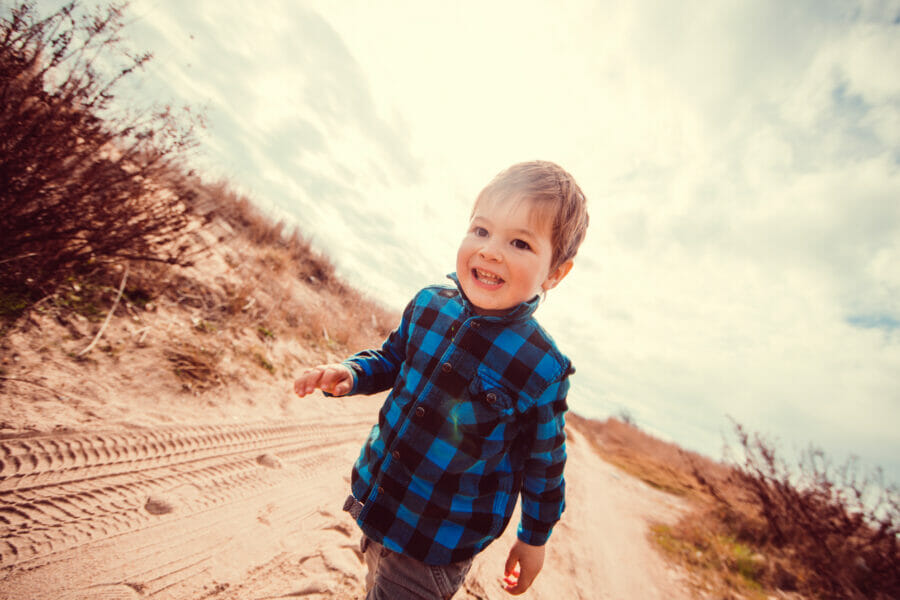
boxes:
[0,1,200,316]
[164,342,222,391]
[708,424,900,599]
[571,414,899,599]
[666,422,900,599]
[149,201,397,362]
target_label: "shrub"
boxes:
[697,423,900,599]
[0,1,200,312]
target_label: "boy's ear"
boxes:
[541,259,574,292]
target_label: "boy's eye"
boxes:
[473,227,488,237]
[511,239,531,250]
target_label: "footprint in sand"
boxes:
[144,494,176,515]
[256,453,283,469]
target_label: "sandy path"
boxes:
[458,426,691,599]
[0,393,691,599]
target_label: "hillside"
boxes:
[1,185,396,436]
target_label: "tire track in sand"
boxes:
[0,413,375,600]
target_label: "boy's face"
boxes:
[456,195,572,316]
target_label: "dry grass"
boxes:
[567,413,730,500]
[181,180,396,350]
[150,184,396,385]
[2,165,397,402]
[164,342,223,391]
[569,414,900,600]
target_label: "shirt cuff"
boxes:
[342,360,360,394]
[516,522,552,546]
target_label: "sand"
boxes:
[0,385,692,599]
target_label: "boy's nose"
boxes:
[478,240,502,261]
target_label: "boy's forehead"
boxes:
[472,193,555,234]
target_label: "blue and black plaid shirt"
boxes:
[342,274,571,565]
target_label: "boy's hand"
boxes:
[293,363,353,397]
[501,539,545,595]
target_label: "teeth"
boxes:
[475,269,502,284]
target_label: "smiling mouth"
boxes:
[473,268,504,286]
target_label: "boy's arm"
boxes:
[503,373,569,594]
[335,297,415,396]
[518,374,568,544]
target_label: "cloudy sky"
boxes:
[94,0,900,482]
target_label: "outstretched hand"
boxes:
[501,539,545,595]
[293,363,353,397]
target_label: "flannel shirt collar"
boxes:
[447,272,540,323]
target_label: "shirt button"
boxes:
[441,362,452,373]
[392,450,400,460]
[486,392,497,405]
[415,406,425,418]
[378,486,385,495]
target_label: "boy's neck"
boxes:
[447,273,540,321]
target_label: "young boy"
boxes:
[294,161,588,599]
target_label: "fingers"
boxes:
[504,550,518,579]
[503,546,519,580]
[293,364,352,397]
[500,564,522,593]
[330,376,352,396]
[501,564,535,595]
[500,541,544,595]
[293,367,322,397]
[320,367,351,396]
[501,547,524,595]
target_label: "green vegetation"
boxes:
[0,290,28,319]
[254,352,275,374]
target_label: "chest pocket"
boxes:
[440,374,517,471]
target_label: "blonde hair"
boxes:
[474,160,589,271]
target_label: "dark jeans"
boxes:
[361,535,473,600]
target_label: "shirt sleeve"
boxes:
[517,372,569,546]
[340,296,415,396]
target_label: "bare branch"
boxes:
[77,262,128,356]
